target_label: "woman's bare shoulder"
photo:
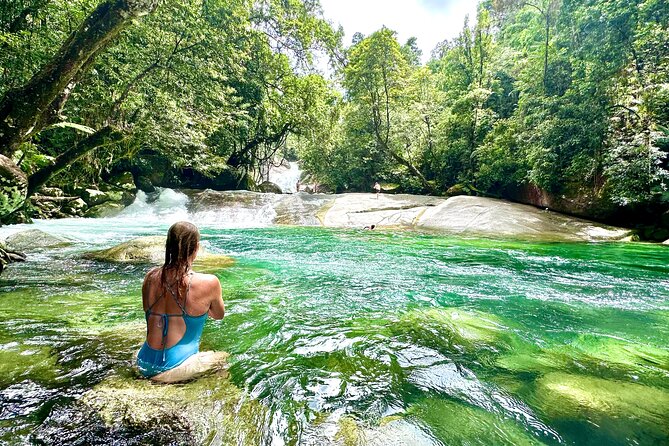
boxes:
[192,272,220,284]
[143,267,161,284]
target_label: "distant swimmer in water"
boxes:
[136,221,226,383]
[373,181,381,199]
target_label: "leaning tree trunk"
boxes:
[0,0,160,159]
[27,126,123,196]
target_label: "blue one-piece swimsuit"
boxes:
[137,274,208,378]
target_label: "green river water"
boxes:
[0,214,668,445]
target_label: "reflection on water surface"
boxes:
[1,220,668,445]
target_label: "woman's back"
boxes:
[136,221,225,381]
[142,268,222,349]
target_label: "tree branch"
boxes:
[27,126,124,196]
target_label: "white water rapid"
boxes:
[268,161,302,193]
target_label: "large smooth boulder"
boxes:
[417,196,632,241]
[320,193,444,228]
[83,236,234,269]
[257,181,283,194]
[4,229,72,251]
[83,236,166,263]
[78,188,124,207]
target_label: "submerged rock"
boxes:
[535,372,669,442]
[396,307,513,350]
[0,344,59,387]
[565,334,669,371]
[34,374,266,445]
[400,397,549,445]
[83,235,234,269]
[497,334,669,375]
[4,229,73,251]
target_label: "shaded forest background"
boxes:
[1,0,668,238]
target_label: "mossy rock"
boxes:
[0,343,59,387]
[535,372,669,442]
[446,183,474,197]
[496,351,568,374]
[335,416,361,446]
[4,229,73,252]
[257,181,283,194]
[36,373,266,445]
[401,397,549,445]
[565,334,669,371]
[83,236,166,263]
[84,201,126,218]
[83,236,234,270]
[109,171,136,192]
[395,307,516,351]
[193,254,235,272]
[379,183,399,192]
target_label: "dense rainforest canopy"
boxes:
[0,0,668,235]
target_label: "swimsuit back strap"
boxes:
[164,272,193,315]
[147,272,193,363]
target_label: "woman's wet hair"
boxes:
[161,221,200,285]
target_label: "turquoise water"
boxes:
[1,219,668,445]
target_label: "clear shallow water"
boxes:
[1,218,668,445]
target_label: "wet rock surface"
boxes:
[4,229,73,251]
[82,235,234,268]
[33,374,266,446]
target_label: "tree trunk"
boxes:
[0,0,160,158]
[27,126,123,197]
[380,140,433,192]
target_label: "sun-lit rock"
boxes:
[320,193,443,229]
[566,334,669,371]
[396,307,511,348]
[4,229,73,251]
[536,372,669,442]
[83,235,234,269]
[35,373,266,445]
[417,196,632,241]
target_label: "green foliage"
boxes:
[2,0,668,222]
[1,0,342,192]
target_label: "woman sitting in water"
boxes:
[136,221,226,383]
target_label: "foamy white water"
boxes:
[268,162,302,193]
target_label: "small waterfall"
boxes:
[268,162,302,193]
[76,186,329,229]
[189,191,280,228]
[118,188,190,223]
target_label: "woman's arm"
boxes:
[207,275,225,320]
